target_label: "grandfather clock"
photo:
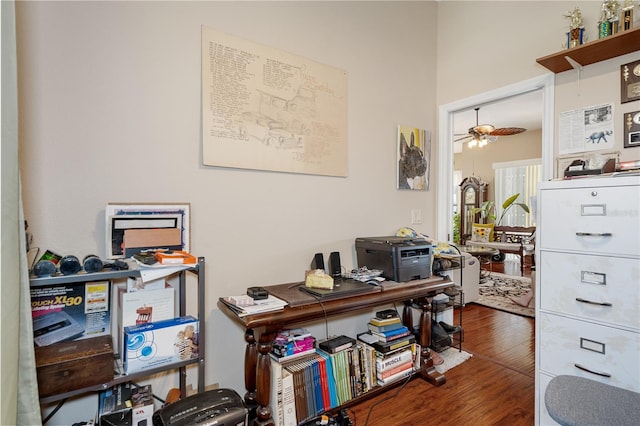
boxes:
[459,176,488,244]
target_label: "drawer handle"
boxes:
[574,363,612,378]
[575,297,613,307]
[575,232,612,237]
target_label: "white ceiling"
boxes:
[452,89,543,139]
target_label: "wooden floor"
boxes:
[347,256,535,426]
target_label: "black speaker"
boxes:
[311,253,325,271]
[33,260,56,277]
[59,255,82,275]
[329,251,341,278]
[83,254,103,274]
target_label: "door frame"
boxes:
[436,74,555,242]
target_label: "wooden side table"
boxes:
[218,276,455,425]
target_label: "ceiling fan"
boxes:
[455,107,526,148]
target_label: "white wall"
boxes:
[437,1,639,165]
[15,1,639,423]
[16,1,439,422]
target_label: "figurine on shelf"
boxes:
[621,0,636,30]
[599,0,621,38]
[564,7,585,48]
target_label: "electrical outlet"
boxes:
[411,209,422,224]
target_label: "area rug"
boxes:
[475,272,535,318]
[434,347,473,373]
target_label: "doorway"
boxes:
[436,74,554,242]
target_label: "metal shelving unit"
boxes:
[432,253,464,352]
[31,257,206,405]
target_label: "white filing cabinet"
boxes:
[535,176,640,425]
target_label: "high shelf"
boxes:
[536,27,640,73]
[30,257,206,405]
[218,275,455,425]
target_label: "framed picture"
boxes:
[624,110,640,148]
[621,60,640,104]
[397,125,431,190]
[105,203,190,259]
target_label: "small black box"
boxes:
[376,309,398,319]
[247,286,269,300]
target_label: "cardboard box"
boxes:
[99,382,154,426]
[31,281,111,347]
[118,286,175,362]
[123,316,198,374]
[35,335,113,397]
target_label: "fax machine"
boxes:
[355,236,432,282]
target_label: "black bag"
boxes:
[430,321,452,352]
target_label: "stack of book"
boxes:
[356,314,419,386]
[360,315,416,355]
[374,344,417,386]
[271,328,316,362]
[219,294,288,317]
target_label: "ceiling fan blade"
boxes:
[490,127,526,136]
[454,135,472,142]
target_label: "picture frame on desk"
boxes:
[621,60,640,104]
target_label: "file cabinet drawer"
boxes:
[538,312,640,393]
[539,252,640,330]
[538,184,640,255]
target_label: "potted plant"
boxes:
[472,193,530,261]
[472,193,530,227]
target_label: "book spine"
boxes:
[269,357,284,426]
[369,317,402,327]
[303,360,316,419]
[346,348,357,398]
[335,351,349,405]
[376,360,413,380]
[282,368,297,426]
[373,336,416,353]
[375,348,413,372]
[367,321,404,333]
[376,367,413,386]
[371,329,411,342]
[287,363,307,424]
[316,356,330,411]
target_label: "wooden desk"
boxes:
[218,275,455,425]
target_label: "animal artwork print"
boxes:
[398,130,428,190]
[586,130,612,143]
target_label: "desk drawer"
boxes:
[538,312,640,393]
[539,252,640,330]
[538,184,640,255]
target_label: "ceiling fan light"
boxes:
[468,139,478,148]
[478,137,488,147]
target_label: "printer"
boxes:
[355,236,432,282]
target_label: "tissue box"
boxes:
[305,269,334,289]
[123,316,198,374]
